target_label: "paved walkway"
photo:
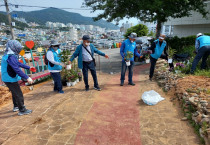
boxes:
[0,64,201,145]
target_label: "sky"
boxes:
[0,0,139,27]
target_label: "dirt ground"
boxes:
[175,76,210,101]
[0,81,50,108]
[0,86,30,107]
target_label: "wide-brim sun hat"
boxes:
[50,40,60,46]
[128,33,137,39]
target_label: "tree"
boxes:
[124,24,148,38]
[84,0,208,38]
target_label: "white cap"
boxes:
[159,36,164,40]
[196,33,203,38]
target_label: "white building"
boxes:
[161,25,173,36]
[70,27,78,41]
[164,1,210,37]
[120,21,133,34]
[139,21,157,34]
[14,17,27,24]
[85,25,94,31]
[66,23,73,27]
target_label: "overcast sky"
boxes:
[0,0,139,27]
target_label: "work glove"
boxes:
[27,77,33,84]
[60,63,65,67]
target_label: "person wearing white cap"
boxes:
[47,40,65,94]
[191,33,210,74]
[148,34,174,81]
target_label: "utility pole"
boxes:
[4,0,15,40]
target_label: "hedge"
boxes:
[165,33,210,55]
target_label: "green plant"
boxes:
[124,51,133,61]
[168,47,177,58]
[145,54,150,59]
[59,50,71,64]
[202,121,209,136]
[195,69,210,77]
[66,70,78,82]
[124,24,149,38]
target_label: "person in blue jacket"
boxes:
[148,34,174,81]
[1,40,34,116]
[120,33,143,86]
[191,33,210,74]
[69,35,109,91]
[47,40,65,94]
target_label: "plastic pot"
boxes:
[168,58,173,63]
[146,59,150,63]
[66,64,71,70]
[66,82,71,87]
[126,60,130,66]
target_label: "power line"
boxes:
[2,3,92,10]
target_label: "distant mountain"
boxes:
[1,8,119,30]
[0,13,28,30]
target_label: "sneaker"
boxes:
[18,109,32,116]
[59,90,64,94]
[94,86,101,91]
[13,107,19,112]
[128,82,135,86]
[120,82,124,86]
[85,88,89,91]
[149,78,152,81]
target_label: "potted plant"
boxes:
[124,51,133,66]
[69,70,78,86]
[168,48,176,63]
[59,49,71,70]
[66,72,72,87]
[145,54,150,63]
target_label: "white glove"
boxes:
[27,77,33,84]
[60,62,65,67]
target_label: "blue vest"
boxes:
[123,39,136,61]
[197,35,210,49]
[150,39,166,59]
[1,55,21,82]
[48,48,62,71]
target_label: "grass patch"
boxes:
[194,69,210,77]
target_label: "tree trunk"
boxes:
[156,20,162,39]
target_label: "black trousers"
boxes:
[5,82,25,111]
[149,55,174,78]
[50,72,63,92]
[82,61,99,89]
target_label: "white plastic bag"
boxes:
[141,90,165,105]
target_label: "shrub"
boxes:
[124,24,149,38]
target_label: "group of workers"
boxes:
[0,33,209,116]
